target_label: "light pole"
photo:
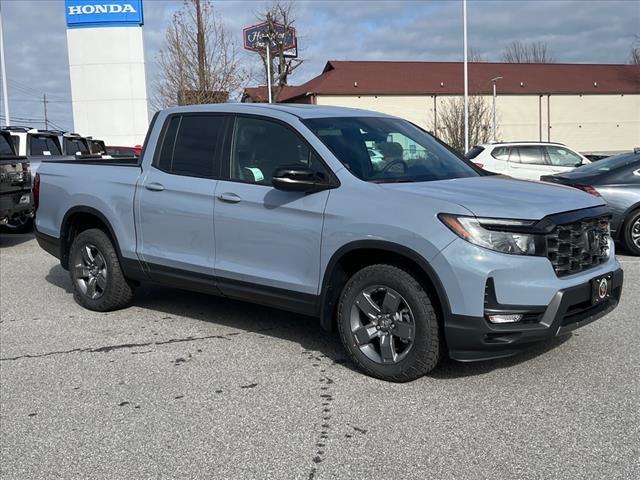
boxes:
[462,0,469,153]
[491,76,502,141]
[0,2,10,126]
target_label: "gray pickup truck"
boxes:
[34,104,623,381]
[0,130,33,231]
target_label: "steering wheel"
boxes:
[380,159,408,175]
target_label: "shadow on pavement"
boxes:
[46,264,573,380]
[0,232,34,248]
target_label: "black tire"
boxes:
[622,210,640,256]
[337,264,440,382]
[0,217,33,233]
[69,228,133,311]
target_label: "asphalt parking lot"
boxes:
[1,233,639,480]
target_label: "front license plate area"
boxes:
[590,273,613,305]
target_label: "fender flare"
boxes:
[59,206,124,269]
[318,240,452,331]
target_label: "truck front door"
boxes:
[213,115,330,309]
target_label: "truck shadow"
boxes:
[46,264,573,380]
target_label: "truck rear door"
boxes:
[135,114,229,288]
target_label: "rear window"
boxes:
[64,137,90,155]
[29,135,62,156]
[154,114,226,178]
[491,146,510,160]
[574,152,640,174]
[0,134,15,156]
[465,146,484,159]
[90,140,106,154]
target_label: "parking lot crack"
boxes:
[0,333,231,362]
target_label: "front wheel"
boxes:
[69,228,134,311]
[622,210,640,256]
[337,264,440,382]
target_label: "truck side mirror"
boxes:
[272,165,327,193]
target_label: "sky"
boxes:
[1,0,638,131]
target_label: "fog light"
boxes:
[487,313,523,324]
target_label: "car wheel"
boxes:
[69,228,134,311]
[0,216,33,233]
[622,210,640,256]
[337,264,440,382]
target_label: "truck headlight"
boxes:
[439,213,541,256]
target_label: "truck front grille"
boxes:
[545,216,610,277]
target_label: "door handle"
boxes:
[218,192,241,203]
[145,182,165,192]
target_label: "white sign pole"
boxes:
[266,41,273,104]
[0,3,10,126]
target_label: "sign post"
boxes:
[243,21,296,104]
[265,40,272,104]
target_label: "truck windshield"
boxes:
[303,116,479,183]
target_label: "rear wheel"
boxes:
[622,210,640,256]
[337,264,440,382]
[69,228,133,311]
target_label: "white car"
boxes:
[465,142,591,181]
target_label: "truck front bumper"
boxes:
[446,268,623,361]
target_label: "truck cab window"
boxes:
[154,115,224,179]
[230,116,324,185]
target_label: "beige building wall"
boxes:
[315,93,640,153]
[67,27,149,146]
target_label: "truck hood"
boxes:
[379,175,605,220]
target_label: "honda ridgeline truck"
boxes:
[34,105,623,381]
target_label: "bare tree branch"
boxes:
[630,34,640,65]
[432,96,494,154]
[153,0,248,109]
[501,40,556,63]
[255,0,303,102]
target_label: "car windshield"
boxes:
[303,116,479,183]
[574,152,640,173]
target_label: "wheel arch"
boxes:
[319,240,452,332]
[59,206,123,270]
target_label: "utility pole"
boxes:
[0,2,10,126]
[195,0,206,94]
[43,93,49,130]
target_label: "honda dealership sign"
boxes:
[65,0,148,146]
[65,0,143,28]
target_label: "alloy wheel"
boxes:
[632,218,640,248]
[349,285,416,365]
[73,244,108,300]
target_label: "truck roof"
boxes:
[162,103,392,120]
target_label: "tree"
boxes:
[501,40,556,63]
[433,96,493,154]
[254,1,303,102]
[154,0,247,108]
[630,35,640,65]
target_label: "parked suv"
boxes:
[466,142,590,180]
[34,105,622,381]
[0,130,33,232]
